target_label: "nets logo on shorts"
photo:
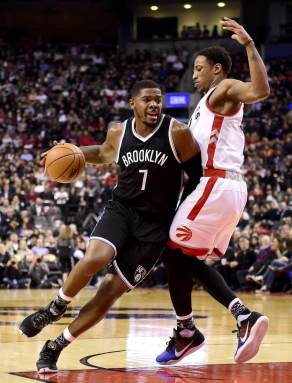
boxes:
[176,225,192,241]
[134,265,147,283]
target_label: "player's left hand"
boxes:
[220,17,253,46]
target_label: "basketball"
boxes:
[45,143,85,183]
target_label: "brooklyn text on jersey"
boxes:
[121,149,168,167]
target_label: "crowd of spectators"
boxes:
[181,23,220,39]
[208,56,292,293]
[0,40,290,293]
[0,41,189,288]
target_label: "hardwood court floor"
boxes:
[0,288,292,383]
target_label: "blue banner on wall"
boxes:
[165,93,190,108]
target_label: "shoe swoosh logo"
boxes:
[240,322,250,343]
[175,342,192,358]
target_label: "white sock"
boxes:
[229,298,251,325]
[58,288,73,303]
[177,313,195,337]
[228,297,242,312]
[54,327,76,348]
[63,327,76,342]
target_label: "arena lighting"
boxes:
[217,2,226,7]
[150,5,159,11]
[184,4,192,9]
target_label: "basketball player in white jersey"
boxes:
[157,17,270,365]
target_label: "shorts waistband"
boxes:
[204,168,244,181]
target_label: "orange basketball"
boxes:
[45,143,85,183]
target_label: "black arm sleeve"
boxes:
[180,153,202,203]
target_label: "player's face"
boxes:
[192,55,216,93]
[131,88,163,126]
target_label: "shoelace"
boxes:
[33,310,52,329]
[40,350,55,362]
[232,323,247,341]
[40,347,60,364]
[166,337,176,351]
[165,330,179,351]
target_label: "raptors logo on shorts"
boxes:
[175,226,192,241]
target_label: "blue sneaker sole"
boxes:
[156,340,205,365]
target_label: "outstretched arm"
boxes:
[40,123,122,166]
[219,17,270,104]
[80,123,122,164]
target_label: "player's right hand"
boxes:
[220,17,253,46]
[40,140,59,167]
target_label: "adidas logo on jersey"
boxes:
[176,226,192,241]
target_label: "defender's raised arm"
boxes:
[220,17,270,104]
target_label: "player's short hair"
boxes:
[196,45,232,75]
[131,80,161,98]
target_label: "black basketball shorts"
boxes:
[90,200,167,289]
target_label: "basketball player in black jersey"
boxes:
[19,80,203,372]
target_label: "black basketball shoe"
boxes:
[19,301,67,337]
[156,327,205,365]
[234,311,269,363]
[37,340,62,373]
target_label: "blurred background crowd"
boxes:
[0,39,291,293]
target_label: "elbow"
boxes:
[261,85,270,99]
[256,84,270,100]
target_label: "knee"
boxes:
[163,247,190,270]
[99,274,127,305]
[82,240,115,275]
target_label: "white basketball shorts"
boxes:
[168,176,247,260]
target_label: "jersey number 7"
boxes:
[139,169,148,191]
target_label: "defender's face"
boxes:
[192,55,215,93]
[130,88,162,126]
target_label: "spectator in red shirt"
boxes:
[77,130,95,146]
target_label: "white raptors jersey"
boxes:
[189,87,244,173]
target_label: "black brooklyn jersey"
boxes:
[113,114,183,221]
